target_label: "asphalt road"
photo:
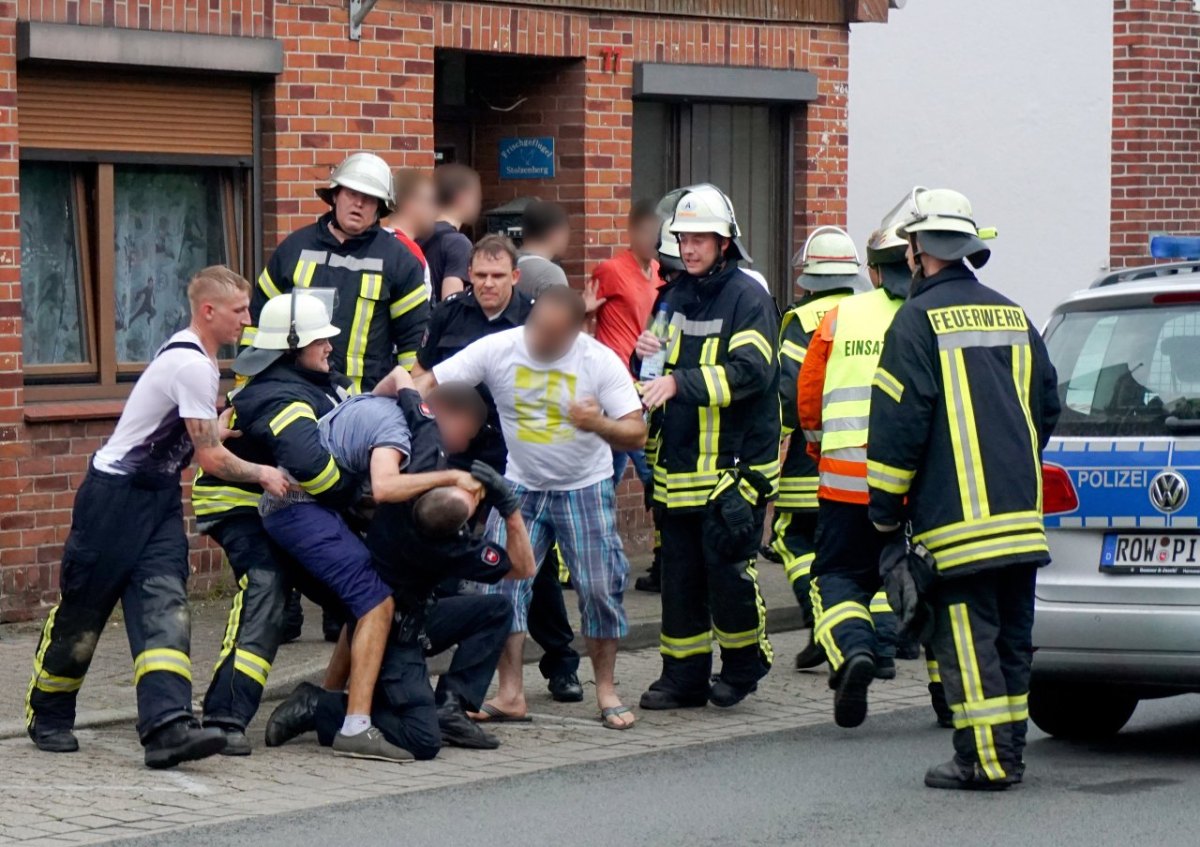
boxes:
[111,695,1200,847]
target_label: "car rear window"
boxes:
[1044,304,1200,436]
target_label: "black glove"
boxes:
[703,473,762,560]
[879,534,936,641]
[470,460,520,518]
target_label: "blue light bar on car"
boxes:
[1150,235,1200,259]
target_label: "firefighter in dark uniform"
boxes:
[866,188,1059,789]
[248,152,429,392]
[262,385,536,759]
[411,234,584,705]
[193,293,349,756]
[796,221,910,728]
[635,184,781,710]
[249,152,429,642]
[774,226,870,668]
[26,266,290,768]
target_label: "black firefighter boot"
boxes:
[832,653,875,729]
[143,719,227,770]
[924,758,1017,791]
[795,630,827,670]
[29,719,79,754]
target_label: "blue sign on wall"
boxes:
[498,137,555,180]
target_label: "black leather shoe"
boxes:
[265,682,322,748]
[215,726,252,757]
[924,758,1015,791]
[639,687,709,711]
[634,572,661,593]
[439,703,500,750]
[928,681,955,728]
[874,656,897,680]
[795,637,827,670]
[548,672,584,703]
[833,653,875,728]
[144,719,226,769]
[29,721,79,753]
[708,676,758,709]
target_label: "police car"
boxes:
[1031,237,1200,740]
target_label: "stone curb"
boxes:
[0,602,805,740]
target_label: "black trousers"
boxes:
[809,500,898,677]
[314,593,512,760]
[650,509,772,697]
[27,466,193,741]
[928,565,1037,781]
[770,509,818,618]
[528,547,580,679]
[201,515,290,731]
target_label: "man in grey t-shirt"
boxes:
[515,200,571,298]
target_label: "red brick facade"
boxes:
[0,0,865,621]
[1111,0,1200,265]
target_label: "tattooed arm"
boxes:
[185,418,290,496]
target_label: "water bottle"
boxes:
[639,304,670,381]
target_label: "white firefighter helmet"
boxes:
[896,187,991,268]
[663,183,750,262]
[792,226,870,294]
[316,152,396,213]
[656,216,685,272]
[233,290,340,376]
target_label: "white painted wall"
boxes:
[847,0,1113,324]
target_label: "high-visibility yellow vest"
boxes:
[819,288,902,503]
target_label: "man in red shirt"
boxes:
[386,169,438,302]
[588,199,662,369]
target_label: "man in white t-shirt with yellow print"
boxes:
[423,285,647,729]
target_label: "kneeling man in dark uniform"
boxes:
[264,384,535,758]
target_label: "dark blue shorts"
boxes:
[263,503,391,620]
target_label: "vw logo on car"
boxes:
[1148,470,1189,515]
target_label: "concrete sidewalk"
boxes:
[0,556,805,739]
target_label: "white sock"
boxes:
[341,715,371,736]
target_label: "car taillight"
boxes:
[1152,291,1200,304]
[1043,464,1079,515]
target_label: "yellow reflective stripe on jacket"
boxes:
[776,476,819,510]
[866,459,916,495]
[257,268,281,300]
[133,648,192,684]
[192,486,262,516]
[344,273,384,392]
[784,551,814,584]
[660,631,713,658]
[396,350,417,369]
[389,285,426,321]
[293,257,320,289]
[300,456,342,496]
[697,337,724,471]
[729,328,772,364]
[915,510,1046,553]
[1010,339,1044,514]
[930,533,1049,572]
[779,338,807,365]
[269,401,317,436]
[240,325,259,348]
[941,347,989,521]
[873,366,904,403]
[869,591,892,616]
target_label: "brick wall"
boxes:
[0,0,853,621]
[1111,0,1200,265]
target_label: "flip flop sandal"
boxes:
[472,702,533,723]
[599,705,637,730]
